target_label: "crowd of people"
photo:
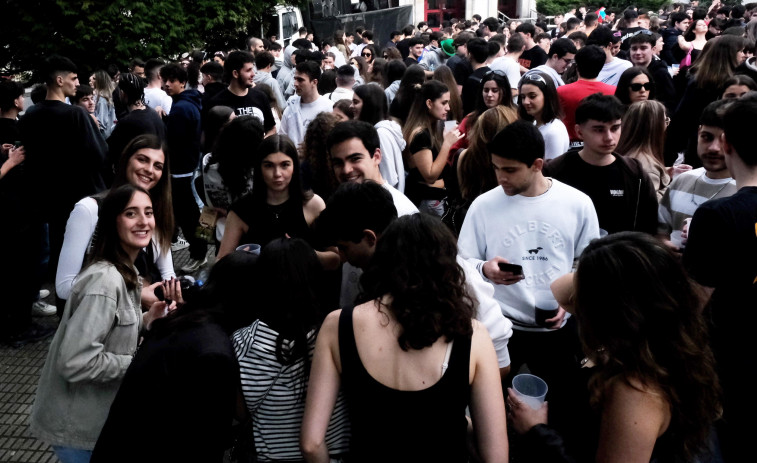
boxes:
[0,2,756,462]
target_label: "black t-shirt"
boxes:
[447,55,473,86]
[205,88,275,132]
[461,66,490,116]
[404,56,420,67]
[683,186,757,453]
[397,38,411,59]
[519,45,548,70]
[546,155,630,234]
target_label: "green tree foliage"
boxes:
[0,0,295,76]
[536,0,671,17]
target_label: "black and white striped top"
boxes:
[233,320,351,461]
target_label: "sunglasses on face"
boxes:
[362,53,372,57]
[630,82,654,91]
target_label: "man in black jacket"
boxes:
[628,32,678,113]
[543,94,658,235]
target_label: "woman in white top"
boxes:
[56,135,175,308]
[518,72,570,160]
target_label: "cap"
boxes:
[440,38,456,57]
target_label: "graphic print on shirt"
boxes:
[500,220,566,288]
[236,106,265,125]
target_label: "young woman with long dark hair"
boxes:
[32,184,172,462]
[518,72,569,160]
[56,134,174,309]
[302,214,508,463]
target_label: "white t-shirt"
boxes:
[597,57,633,86]
[488,55,521,103]
[144,87,172,115]
[538,119,570,160]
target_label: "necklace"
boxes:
[690,172,729,206]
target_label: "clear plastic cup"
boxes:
[512,374,548,410]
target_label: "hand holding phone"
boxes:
[484,257,525,286]
[498,262,524,275]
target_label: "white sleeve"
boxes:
[457,199,489,278]
[505,61,521,90]
[279,107,290,136]
[153,240,176,281]
[459,257,512,368]
[56,198,99,300]
[574,194,600,257]
[162,93,172,114]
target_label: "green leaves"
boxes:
[0,0,282,77]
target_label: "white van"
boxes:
[269,5,304,48]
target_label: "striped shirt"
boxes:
[233,320,351,461]
[658,167,737,235]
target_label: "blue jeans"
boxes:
[52,446,92,463]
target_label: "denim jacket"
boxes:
[30,261,142,449]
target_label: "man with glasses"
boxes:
[587,26,631,86]
[556,45,616,146]
[522,37,577,88]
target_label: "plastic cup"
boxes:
[534,289,559,327]
[236,243,261,255]
[670,231,684,249]
[512,374,548,410]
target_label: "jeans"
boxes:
[52,446,92,463]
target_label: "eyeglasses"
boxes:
[629,82,654,91]
[523,73,548,86]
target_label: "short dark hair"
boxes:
[482,17,499,32]
[144,58,165,82]
[326,120,380,157]
[568,31,588,47]
[362,30,374,41]
[336,64,356,85]
[586,25,614,47]
[429,31,443,44]
[418,21,428,28]
[575,93,624,125]
[292,38,312,50]
[575,45,606,79]
[628,31,657,47]
[515,22,536,37]
[548,37,577,58]
[402,25,415,37]
[118,73,146,106]
[408,37,424,48]
[30,83,46,104]
[700,99,734,128]
[566,17,582,30]
[223,50,254,82]
[623,8,639,21]
[42,54,77,86]
[584,13,598,27]
[317,181,397,243]
[467,38,489,63]
[295,60,321,82]
[453,31,475,48]
[722,98,757,165]
[473,14,482,21]
[199,61,223,82]
[255,51,275,70]
[159,63,187,84]
[390,30,402,40]
[506,33,526,52]
[130,58,145,70]
[0,80,25,111]
[489,119,545,166]
[671,12,691,24]
[269,41,282,52]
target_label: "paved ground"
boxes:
[0,244,209,462]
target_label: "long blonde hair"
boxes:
[616,100,667,167]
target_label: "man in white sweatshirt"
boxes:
[458,120,599,424]
[279,60,333,148]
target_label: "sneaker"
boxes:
[171,237,190,252]
[32,301,57,317]
[39,289,51,299]
[180,256,207,274]
[3,323,56,348]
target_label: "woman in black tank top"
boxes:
[301,214,508,463]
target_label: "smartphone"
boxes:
[498,262,523,275]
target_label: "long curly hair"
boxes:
[302,111,341,199]
[358,214,476,350]
[574,232,721,461]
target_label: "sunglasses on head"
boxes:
[523,73,548,86]
[630,82,654,91]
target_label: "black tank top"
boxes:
[230,194,311,247]
[338,306,471,463]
